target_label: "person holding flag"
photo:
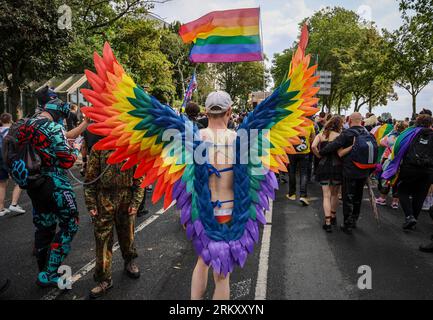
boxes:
[181,71,198,112]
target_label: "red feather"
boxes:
[299,24,309,54]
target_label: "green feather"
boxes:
[134,87,151,104]
[249,205,257,220]
[127,97,150,110]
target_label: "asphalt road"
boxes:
[1,169,433,300]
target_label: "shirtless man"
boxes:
[191,91,236,300]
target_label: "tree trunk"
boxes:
[337,95,344,115]
[354,97,360,112]
[411,92,417,119]
[178,65,185,98]
[7,83,21,119]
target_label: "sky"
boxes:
[152,0,433,119]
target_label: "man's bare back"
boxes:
[200,128,236,218]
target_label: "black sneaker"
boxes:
[323,224,332,233]
[403,216,417,230]
[340,224,353,235]
[331,217,337,226]
[419,242,433,253]
[330,213,337,226]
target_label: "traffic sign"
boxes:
[316,71,332,96]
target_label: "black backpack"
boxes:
[403,129,433,169]
[2,119,45,189]
[350,128,378,170]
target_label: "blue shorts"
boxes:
[0,169,9,181]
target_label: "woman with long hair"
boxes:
[312,116,351,232]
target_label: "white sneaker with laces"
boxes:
[0,208,10,217]
[8,205,25,214]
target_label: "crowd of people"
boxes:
[284,109,433,245]
[0,86,432,299]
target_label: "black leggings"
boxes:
[398,171,432,219]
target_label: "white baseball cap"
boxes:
[205,91,233,114]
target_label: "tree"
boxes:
[385,0,433,117]
[0,0,72,115]
[63,1,172,76]
[304,7,365,112]
[271,48,294,88]
[336,25,396,113]
[111,18,175,102]
[381,112,392,121]
[0,0,173,115]
[69,0,171,33]
[214,61,269,109]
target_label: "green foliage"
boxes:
[336,26,396,112]
[386,0,433,116]
[214,61,269,109]
[0,0,73,114]
[110,18,175,99]
[304,7,364,112]
[272,6,398,115]
[271,48,294,88]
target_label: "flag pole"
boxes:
[259,6,266,103]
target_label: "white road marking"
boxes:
[156,200,176,215]
[254,200,273,300]
[41,212,163,300]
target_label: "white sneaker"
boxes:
[0,208,10,217]
[8,205,25,214]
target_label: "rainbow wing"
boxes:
[81,42,195,210]
[182,25,320,276]
[239,23,319,220]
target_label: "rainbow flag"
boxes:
[179,8,263,63]
[181,71,198,108]
[371,124,393,161]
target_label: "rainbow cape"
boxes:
[371,124,393,162]
[381,127,422,185]
[179,8,263,63]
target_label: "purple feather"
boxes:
[211,258,221,275]
[258,192,269,210]
[221,260,229,276]
[177,190,191,208]
[193,238,204,254]
[266,172,278,189]
[201,248,211,264]
[172,179,185,199]
[261,180,276,200]
[247,220,259,242]
[256,207,267,225]
[238,249,247,267]
[193,219,204,236]
[186,223,194,240]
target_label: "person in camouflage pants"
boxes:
[84,149,144,299]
